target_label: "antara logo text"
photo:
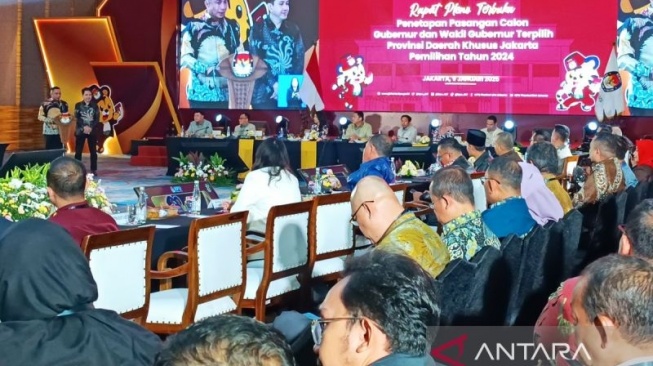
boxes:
[474,342,591,362]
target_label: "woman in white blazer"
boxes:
[226,137,302,234]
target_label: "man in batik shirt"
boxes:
[37,86,69,150]
[249,0,305,109]
[430,167,500,260]
[181,0,241,108]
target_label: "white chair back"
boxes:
[316,201,353,255]
[89,240,148,314]
[272,212,309,273]
[196,221,244,297]
[472,178,487,212]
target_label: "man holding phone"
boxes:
[74,87,99,176]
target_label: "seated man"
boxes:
[572,255,653,366]
[466,129,492,172]
[482,156,537,239]
[574,132,626,206]
[615,134,638,188]
[185,110,213,137]
[155,315,295,366]
[351,176,450,277]
[47,156,118,246]
[493,131,522,162]
[344,111,373,142]
[437,137,472,171]
[316,250,440,366]
[347,134,395,190]
[527,142,573,215]
[536,199,653,365]
[395,114,417,143]
[233,113,256,137]
[430,166,500,260]
[551,124,572,161]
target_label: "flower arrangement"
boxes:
[173,152,234,186]
[320,169,342,191]
[417,135,431,144]
[85,175,113,214]
[0,164,113,221]
[398,160,419,177]
[306,129,321,141]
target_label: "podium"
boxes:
[218,55,268,109]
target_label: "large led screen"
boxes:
[178,0,318,110]
[318,0,618,115]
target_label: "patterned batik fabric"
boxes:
[441,210,501,260]
[249,17,305,105]
[180,16,241,103]
[376,212,450,277]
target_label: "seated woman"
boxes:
[225,137,301,235]
[573,157,626,206]
[0,219,161,365]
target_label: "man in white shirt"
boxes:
[395,114,417,143]
[233,113,256,138]
[551,124,573,160]
[344,111,373,142]
[481,115,499,147]
[186,111,214,137]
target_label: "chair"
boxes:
[390,182,408,204]
[309,192,354,282]
[145,212,248,334]
[625,182,650,221]
[82,226,155,324]
[241,201,313,321]
[436,259,476,326]
[560,155,580,190]
[560,209,583,279]
[251,121,268,135]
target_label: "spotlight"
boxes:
[501,120,517,141]
[579,121,601,152]
[503,120,515,131]
[429,119,441,144]
[275,115,289,138]
[587,121,598,131]
[338,117,351,139]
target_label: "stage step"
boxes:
[129,144,167,167]
[130,155,167,167]
[138,145,167,156]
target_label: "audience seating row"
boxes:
[81,184,408,333]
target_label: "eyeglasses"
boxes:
[480,177,501,185]
[350,200,374,223]
[311,317,360,346]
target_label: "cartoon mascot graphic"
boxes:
[555,51,602,112]
[332,54,374,109]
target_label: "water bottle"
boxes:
[226,126,231,137]
[137,187,148,224]
[278,127,284,139]
[191,180,201,215]
[180,125,185,137]
[390,157,397,182]
[313,168,322,195]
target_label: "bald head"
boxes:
[352,176,398,207]
[351,177,404,243]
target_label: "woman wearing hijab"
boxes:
[0,219,161,366]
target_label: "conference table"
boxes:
[165,137,436,177]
